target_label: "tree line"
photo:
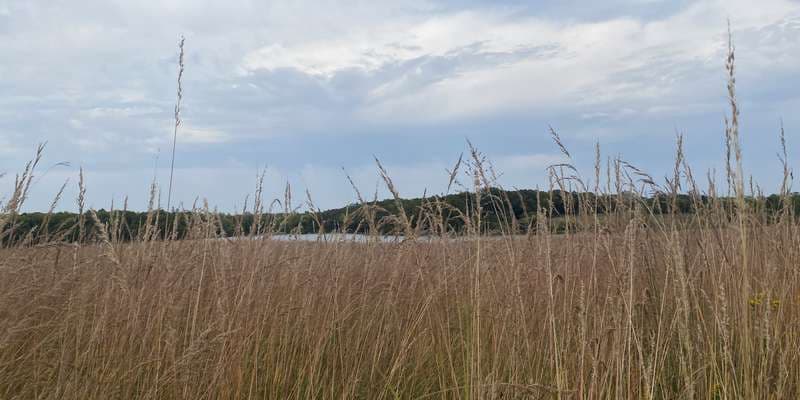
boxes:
[3,189,799,244]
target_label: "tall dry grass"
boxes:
[1,32,799,400]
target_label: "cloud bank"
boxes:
[1,0,799,210]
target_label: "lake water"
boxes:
[268,233,407,243]
[223,233,525,243]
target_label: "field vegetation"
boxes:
[0,34,798,399]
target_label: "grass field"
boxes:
[2,194,799,399]
[1,35,799,400]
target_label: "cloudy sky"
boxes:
[2,0,799,211]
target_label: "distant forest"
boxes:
[5,189,800,243]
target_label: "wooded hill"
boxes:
[5,189,799,243]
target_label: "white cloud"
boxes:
[0,135,20,156]
[177,126,230,144]
[68,119,84,129]
[2,0,800,211]
[240,11,559,78]
[142,124,231,151]
[82,106,162,119]
[238,0,800,124]
[496,154,567,170]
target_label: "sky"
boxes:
[1,0,799,212]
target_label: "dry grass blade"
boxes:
[374,156,413,237]
[167,35,186,213]
[549,125,571,159]
[446,152,463,194]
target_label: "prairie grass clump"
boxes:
[0,32,799,400]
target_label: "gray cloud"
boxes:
[1,0,799,211]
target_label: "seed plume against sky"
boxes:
[1,0,799,211]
